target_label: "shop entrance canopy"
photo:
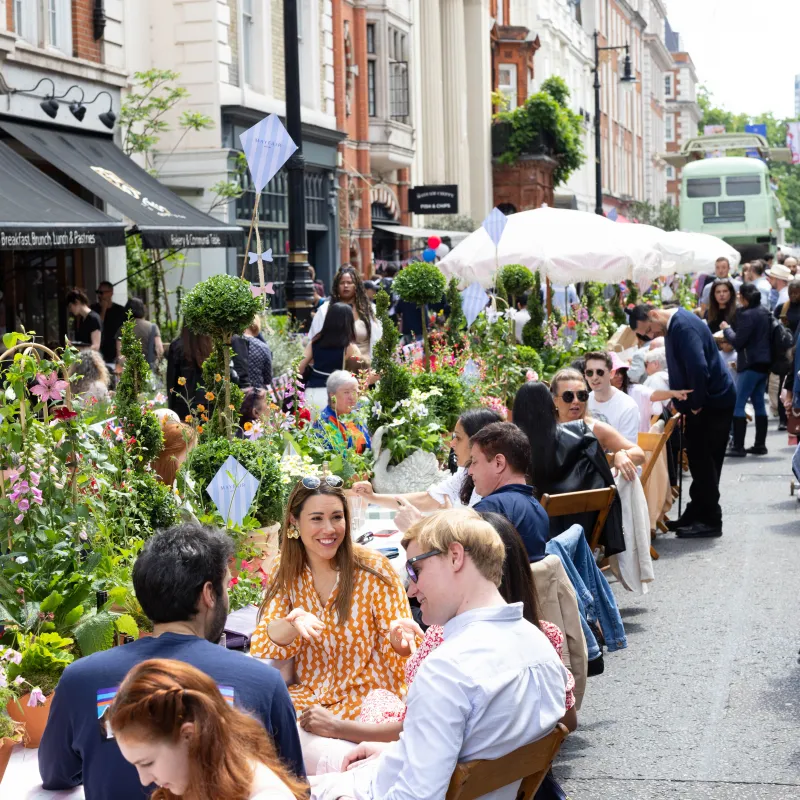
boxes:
[0,139,125,250]
[0,120,243,249]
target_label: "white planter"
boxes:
[371,426,448,495]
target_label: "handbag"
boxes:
[788,410,800,437]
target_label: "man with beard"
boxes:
[38,525,304,798]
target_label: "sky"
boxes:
[665,0,800,119]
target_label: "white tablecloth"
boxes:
[2,743,84,798]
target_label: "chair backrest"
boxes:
[540,487,617,551]
[445,724,569,800]
[637,413,680,490]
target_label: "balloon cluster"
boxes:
[422,235,450,263]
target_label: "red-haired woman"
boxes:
[108,658,307,800]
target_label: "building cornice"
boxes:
[644,33,672,71]
[613,0,647,31]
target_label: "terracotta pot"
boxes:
[0,736,19,782]
[245,524,281,574]
[7,691,54,748]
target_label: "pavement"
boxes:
[556,424,800,800]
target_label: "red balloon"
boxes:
[427,235,442,250]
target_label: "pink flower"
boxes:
[27,687,46,707]
[29,471,40,487]
[14,675,25,686]
[525,370,539,382]
[30,372,69,402]
[5,650,22,665]
[16,498,29,512]
[14,514,24,525]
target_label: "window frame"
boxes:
[387,25,409,124]
[725,175,763,197]
[241,0,255,87]
[497,62,517,111]
[664,73,674,99]
[686,177,722,198]
[665,113,675,143]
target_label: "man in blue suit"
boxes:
[629,304,736,538]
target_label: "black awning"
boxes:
[0,140,126,250]
[0,120,243,249]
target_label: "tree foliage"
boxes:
[393,262,447,364]
[522,271,545,350]
[628,201,680,231]
[495,76,586,186]
[498,264,535,307]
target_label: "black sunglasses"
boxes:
[559,390,589,403]
[301,475,344,489]
[405,549,441,582]
[584,369,606,378]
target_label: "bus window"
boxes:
[717,201,745,220]
[726,176,761,196]
[687,178,721,198]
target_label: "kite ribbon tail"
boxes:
[242,192,261,278]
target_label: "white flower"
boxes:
[15,556,28,564]
[388,417,406,428]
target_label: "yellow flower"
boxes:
[197,404,205,413]
[205,391,215,401]
[197,425,204,434]
[177,377,186,386]
[244,421,253,431]
[214,373,222,382]
[184,415,192,423]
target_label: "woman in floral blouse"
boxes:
[250,476,411,773]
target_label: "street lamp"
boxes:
[592,31,637,216]
[283,0,315,325]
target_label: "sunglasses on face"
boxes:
[301,475,344,490]
[405,549,441,582]
[559,390,589,403]
[584,369,605,378]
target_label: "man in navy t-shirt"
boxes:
[470,422,549,561]
[38,524,304,799]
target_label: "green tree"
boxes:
[628,200,680,231]
[522,271,545,350]
[392,262,447,366]
[444,277,466,349]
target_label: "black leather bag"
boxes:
[543,421,626,557]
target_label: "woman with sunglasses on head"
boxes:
[350,407,503,511]
[307,266,383,360]
[249,475,412,775]
[108,659,306,800]
[306,509,576,781]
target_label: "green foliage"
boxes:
[121,470,180,535]
[413,369,467,430]
[516,346,544,378]
[628,200,680,231]
[393,262,447,308]
[370,291,413,432]
[72,609,139,656]
[262,313,305,378]
[522,271,545,350]
[6,632,75,694]
[444,278,466,349]
[187,437,284,527]
[495,79,585,186]
[182,275,261,343]
[498,264,534,306]
[116,317,164,463]
[229,572,266,612]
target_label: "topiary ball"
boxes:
[182,275,261,341]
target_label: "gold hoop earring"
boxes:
[287,525,300,540]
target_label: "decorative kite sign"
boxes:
[239,115,298,305]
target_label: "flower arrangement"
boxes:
[373,387,447,466]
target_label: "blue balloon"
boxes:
[422,248,436,262]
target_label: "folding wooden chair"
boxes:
[539,487,617,553]
[637,413,680,559]
[445,724,569,800]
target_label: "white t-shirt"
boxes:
[644,370,670,394]
[249,762,296,800]
[427,467,481,508]
[588,388,640,444]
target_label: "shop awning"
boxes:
[373,223,470,241]
[0,120,243,249]
[0,140,126,250]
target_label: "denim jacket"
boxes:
[545,524,628,653]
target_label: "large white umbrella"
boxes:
[655,230,741,275]
[438,207,662,290]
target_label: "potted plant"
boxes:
[4,633,74,747]
[0,662,24,781]
[392,262,447,367]
[181,275,261,440]
[370,387,449,495]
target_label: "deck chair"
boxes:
[539,487,616,553]
[445,724,570,800]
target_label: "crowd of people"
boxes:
[39,245,800,800]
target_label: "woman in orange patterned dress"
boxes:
[250,476,411,772]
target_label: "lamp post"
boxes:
[283,0,315,325]
[593,31,636,216]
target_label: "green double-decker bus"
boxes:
[679,156,780,261]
